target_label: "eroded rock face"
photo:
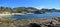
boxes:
[29,23,41,27]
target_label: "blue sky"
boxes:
[0,0,60,9]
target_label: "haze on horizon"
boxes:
[0,0,60,9]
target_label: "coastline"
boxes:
[0,17,60,27]
[0,14,11,16]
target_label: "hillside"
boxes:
[0,7,60,14]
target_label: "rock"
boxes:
[29,23,41,27]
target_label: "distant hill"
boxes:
[0,6,60,14]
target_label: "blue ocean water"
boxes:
[8,13,60,19]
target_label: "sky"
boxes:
[0,0,60,9]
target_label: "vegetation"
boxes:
[0,7,12,13]
[0,6,60,14]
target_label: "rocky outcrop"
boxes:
[0,17,60,27]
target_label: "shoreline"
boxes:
[0,17,60,27]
